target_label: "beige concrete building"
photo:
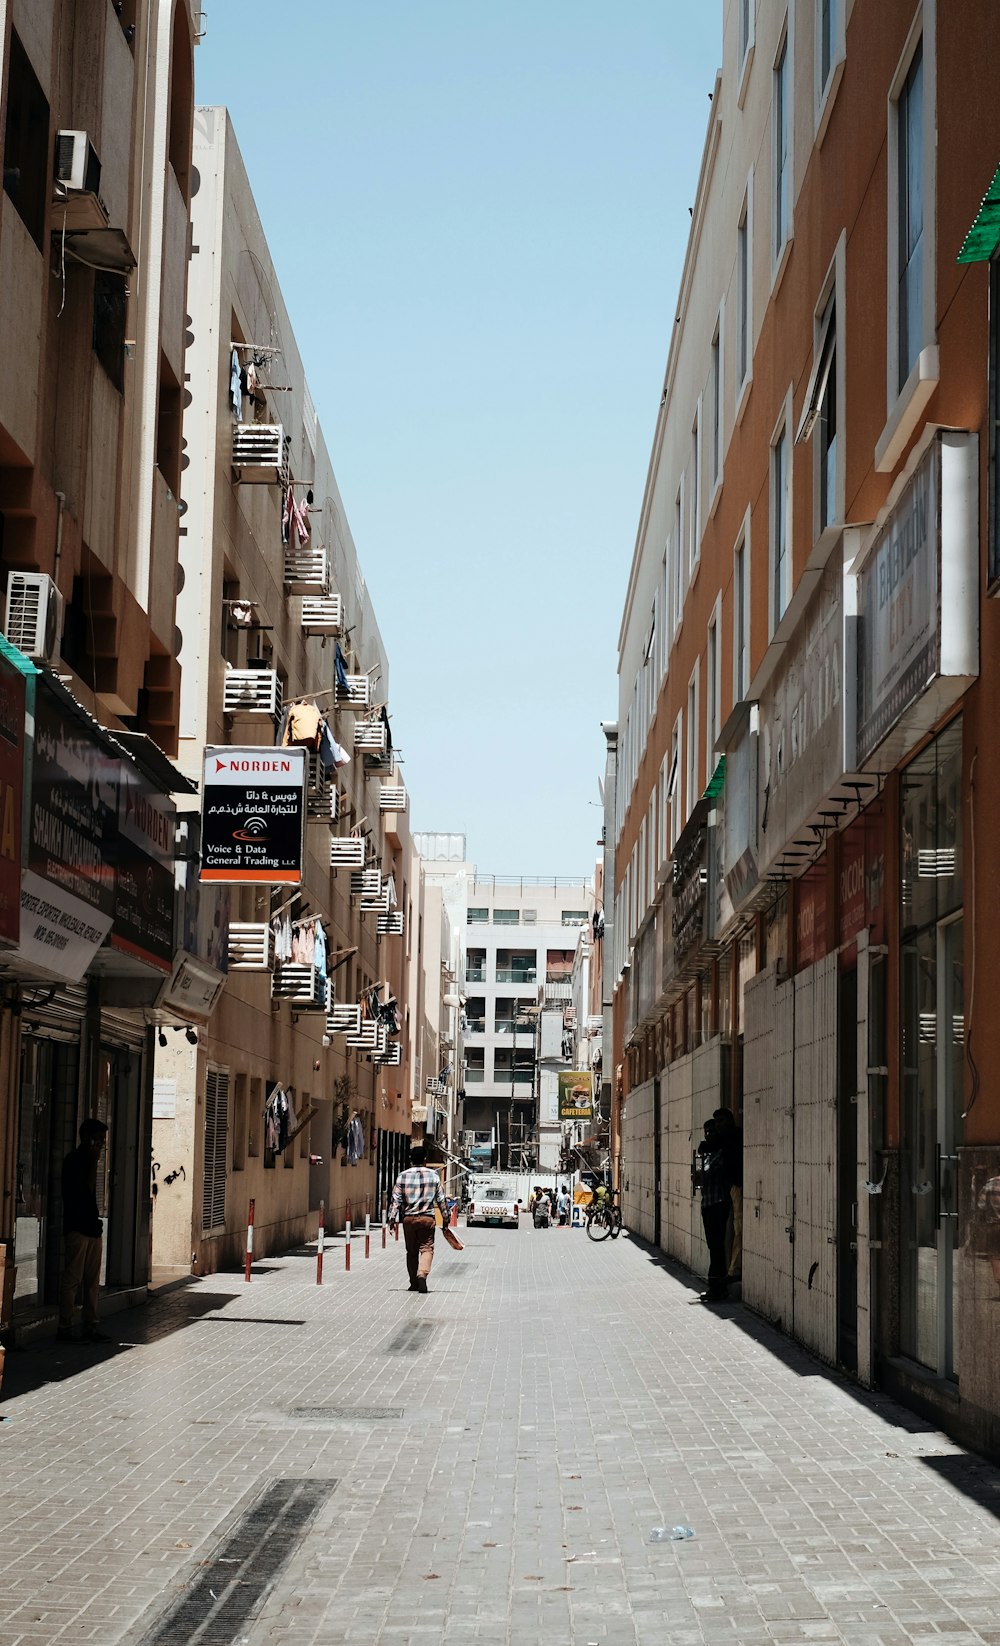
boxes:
[0,1,201,1334]
[150,108,414,1273]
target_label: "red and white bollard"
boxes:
[450,1200,459,1228]
[316,1199,325,1286]
[381,1207,387,1250]
[345,1211,352,1272]
[244,1198,255,1282]
[364,1212,371,1260]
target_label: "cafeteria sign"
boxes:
[558,1070,593,1121]
[200,747,306,884]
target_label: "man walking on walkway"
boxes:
[58,1118,110,1343]
[388,1145,449,1293]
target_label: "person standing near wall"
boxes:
[57,1119,111,1343]
[713,1108,743,1283]
[694,1117,731,1305]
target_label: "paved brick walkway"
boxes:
[2,1224,1000,1645]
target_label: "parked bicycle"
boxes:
[585,1184,622,1242]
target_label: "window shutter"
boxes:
[202,1066,230,1233]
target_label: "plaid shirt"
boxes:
[389,1166,448,1223]
[696,1147,731,1209]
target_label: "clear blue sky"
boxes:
[195,3,721,880]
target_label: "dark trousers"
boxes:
[402,1216,435,1285]
[701,1202,730,1297]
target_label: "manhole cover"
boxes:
[290,1406,403,1422]
[134,1477,335,1644]
[385,1322,436,1354]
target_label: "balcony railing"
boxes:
[464,1068,485,1083]
[271,963,329,1011]
[306,753,337,823]
[377,911,404,936]
[330,835,366,869]
[223,668,281,717]
[494,968,537,984]
[494,1021,534,1035]
[493,1068,534,1085]
[227,922,275,972]
[354,718,386,751]
[465,967,485,982]
[375,1040,402,1066]
[299,594,343,636]
[283,544,330,595]
[379,785,407,812]
[232,422,290,486]
[465,1018,486,1035]
[327,1003,361,1036]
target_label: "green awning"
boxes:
[957,162,1000,263]
[0,632,39,677]
[703,756,726,801]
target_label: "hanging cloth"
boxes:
[380,705,392,754]
[334,643,349,690]
[318,720,351,775]
[230,348,242,418]
[282,700,323,749]
[346,1113,365,1166]
[313,920,327,980]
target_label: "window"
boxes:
[647,792,657,908]
[738,0,753,68]
[818,296,838,530]
[2,32,49,249]
[660,547,670,676]
[819,0,837,96]
[734,527,750,702]
[686,669,700,814]
[773,27,791,264]
[659,752,670,869]
[93,273,127,393]
[561,910,588,926]
[896,41,924,393]
[673,489,683,627]
[690,409,701,571]
[467,908,488,924]
[770,418,790,632]
[707,607,721,772]
[202,1066,229,1233]
[737,184,752,393]
[710,315,723,490]
[493,908,519,925]
[669,715,682,850]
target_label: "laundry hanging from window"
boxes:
[229,347,242,418]
[281,485,310,548]
[334,642,349,690]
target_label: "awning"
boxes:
[957,162,1000,262]
[41,674,192,794]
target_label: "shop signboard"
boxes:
[111,765,175,971]
[838,800,886,952]
[20,689,117,981]
[795,860,828,972]
[558,1070,593,1121]
[200,746,306,884]
[0,652,26,944]
[857,443,938,763]
[857,433,978,767]
[757,557,848,879]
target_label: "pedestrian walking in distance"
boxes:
[58,1118,112,1343]
[693,1116,732,1305]
[388,1145,449,1293]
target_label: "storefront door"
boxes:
[900,720,964,1381]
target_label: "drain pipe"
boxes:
[53,490,66,590]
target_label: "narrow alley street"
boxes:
[2,1227,999,1646]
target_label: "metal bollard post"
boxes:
[244,1198,255,1282]
[364,1212,371,1260]
[381,1207,387,1249]
[317,1199,325,1285]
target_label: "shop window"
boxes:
[3,32,49,249]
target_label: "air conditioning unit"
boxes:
[54,131,101,195]
[4,572,64,662]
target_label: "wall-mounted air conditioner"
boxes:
[54,131,101,195]
[4,572,64,662]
